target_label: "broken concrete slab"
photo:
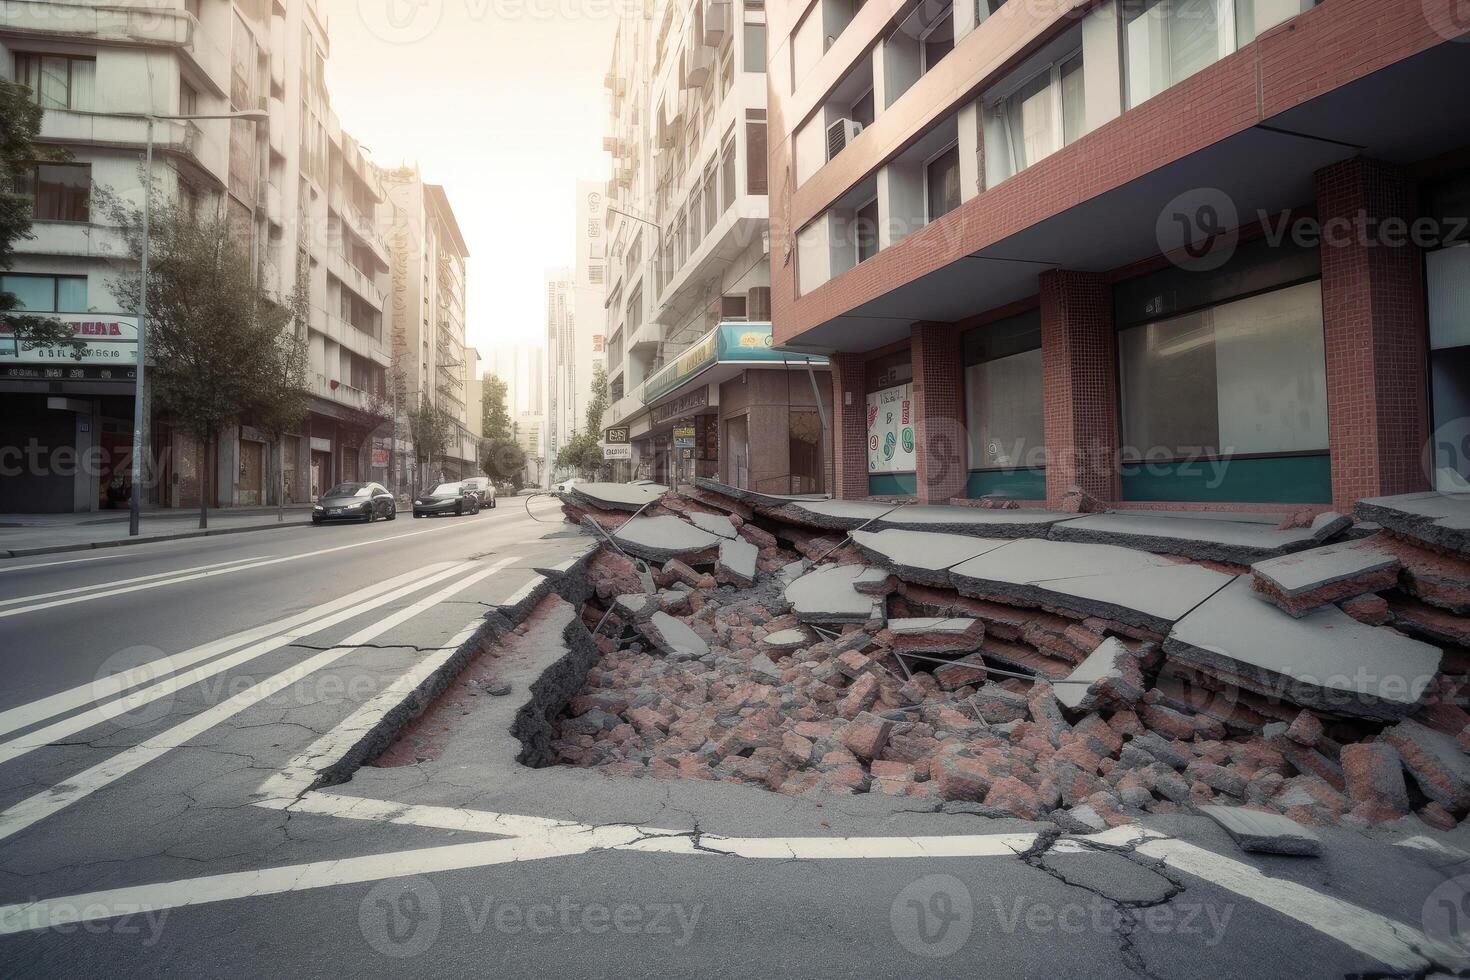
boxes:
[614,592,659,623]
[566,481,667,512]
[1199,805,1322,856]
[1054,638,1144,712]
[1381,719,1470,811]
[761,627,811,653]
[1250,541,1400,617]
[882,617,985,655]
[1356,490,1470,557]
[850,528,1010,586]
[747,652,784,682]
[784,564,887,624]
[639,611,711,660]
[717,535,759,587]
[1048,510,1323,564]
[692,477,829,509]
[870,504,1076,538]
[781,499,897,530]
[688,511,739,539]
[606,515,721,563]
[947,538,1232,633]
[1164,577,1441,721]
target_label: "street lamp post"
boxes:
[125,109,268,537]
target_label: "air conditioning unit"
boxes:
[826,118,862,161]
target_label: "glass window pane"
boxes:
[1428,243,1470,351]
[965,347,1045,469]
[1236,0,1307,46]
[926,145,961,221]
[40,56,69,109]
[721,142,736,211]
[56,276,88,312]
[745,120,767,194]
[34,164,91,221]
[1061,54,1085,145]
[743,24,766,73]
[1119,309,1220,458]
[856,198,879,262]
[2,275,57,312]
[68,59,95,110]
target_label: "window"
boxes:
[1124,0,1227,109]
[180,79,199,116]
[976,0,1008,23]
[745,110,767,195]
[13,53,95,110]
[963,310,1044,472]
[920,3,955,72]
[982,50,1084,187]
[1,274,88,313]
[1118,280,1327,460]
[791,5,824,90]
[721,134,736,210]
[851,88,876,128]
[589,264,605,284]
[19,163,91,222]
[703,162,719,229]
[743,24,766,73]
[1235,0,1315,46]
[855,198,880,263]
[925,144,960,221]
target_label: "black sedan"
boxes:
[412,482,481,518]
[312,482,396,524]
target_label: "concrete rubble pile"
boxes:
[549,482,1470,837]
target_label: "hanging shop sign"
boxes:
[650,386,709,424]
[603,425,630,444]
[0,313,138,366]
[673,424,697,449]
[602,444,632,460]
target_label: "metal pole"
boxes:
[128,117,153,537]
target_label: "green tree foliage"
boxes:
[480,373,511,444]
[0,79,82,359]
[480,436,526,488]
[552,363,613,478]
[100,183,305,529]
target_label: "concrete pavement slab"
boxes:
[565,482,667,512]
[603,515,721,563]
[851,528,1010,585]
[1356,490,1470,556]
[1048,511,1321,564]
[784,564,887,624]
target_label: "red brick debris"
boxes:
[547,485,1470,833]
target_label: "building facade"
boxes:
[376,166,478,487]
[599,0,831,489]
[768,0,1470,510]
[0,0,398,512]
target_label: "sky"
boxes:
[325,0,618,360]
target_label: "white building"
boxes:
[0,0,394,512]
[377,165,478,486]
[599,0,774,486]
[544,266,574,466]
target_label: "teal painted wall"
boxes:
[868,473,917,496]
[1120,454,1331,503]
[966,468,1047,500]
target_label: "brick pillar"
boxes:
[910,322,967,503]
[829,352,868,500]
[1316,158,1430,510]
[1040,270,1120,508]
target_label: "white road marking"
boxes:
[0,552,176,574]
[0,562,460,740]
[0,556,518,843]
[0,562,475,766]
[0,520,470,620]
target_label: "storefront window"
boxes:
[1118,279,1327,459]
[866,351,915,478]
[963,310,1044,472]
[1424,171,1470,491]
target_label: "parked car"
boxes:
[312,482,396,524]
[461,476,497,510]
[412,482,480,518]
[554,477,585,493]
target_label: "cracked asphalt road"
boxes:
[1,495,1467,978]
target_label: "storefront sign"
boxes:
[602,444,632,460]
[673,425,696,449]
[372,447,390,467]
[2,364,135,383]
[310,437,332,453]
[866,383,915,474]
[643,322,829,404]
[0,313,139,366]
[603,425,630,444]
[650,386,709,424]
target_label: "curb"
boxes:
[0,518,314,559]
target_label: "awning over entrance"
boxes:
[643,321,830,405]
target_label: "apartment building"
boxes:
[769,0,1470,510]
[0,0,394,512]
[599,0,830,491]
[544,267,575,467]
[378,165,478,486]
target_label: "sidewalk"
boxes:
[0,505,316,559]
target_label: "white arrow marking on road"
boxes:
[0,556,519,844]
[0,520,469,620]
[0,561,477,766]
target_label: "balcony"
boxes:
[38,110,225,186]
[606,383,647,428]
[656,195,766,326]
[22,221,128,259]
[265,182,284,227]
[312,374,369,411]
[343,201,389,264]
[326,250,384,309]
[1,1,193,46]
[267,97,286,157]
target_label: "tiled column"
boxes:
[1316,158,1430,510]
[1040,270,1120,507]
[910,322,967,503]
[829,353,869,499]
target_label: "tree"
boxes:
[0,79,83,359]
[480,436,526,489]
[480,373,511,444]
[584,361,609,436]
[407,397,452,490]
[248,285,313,523]
[555,362,614,479]
[100,183,299,530]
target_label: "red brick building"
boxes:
[766,0,1470,511]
